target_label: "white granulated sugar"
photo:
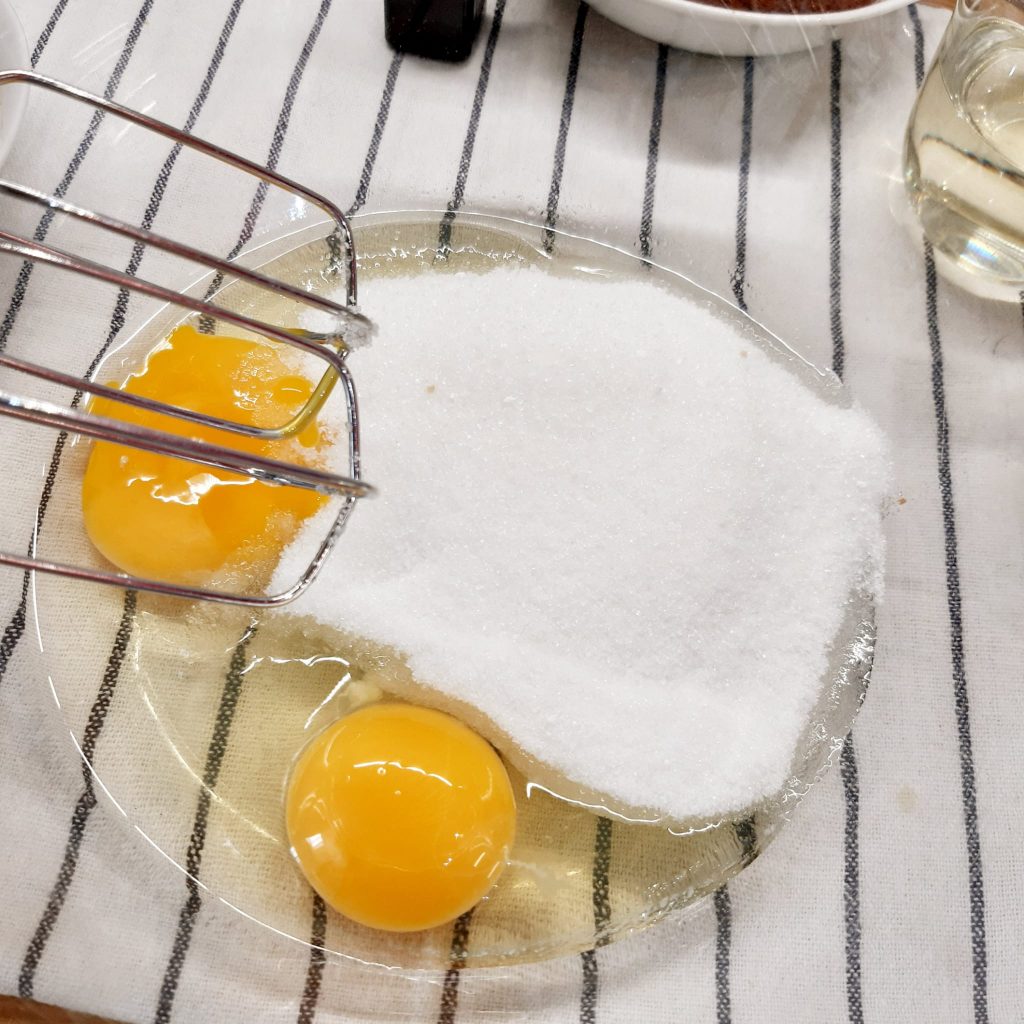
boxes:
[274,265,892,821]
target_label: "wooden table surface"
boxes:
[0,998,122,1024]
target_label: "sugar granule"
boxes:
[273,266,892,821]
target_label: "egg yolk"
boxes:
[81,324,326,587]
[286,703,517,933]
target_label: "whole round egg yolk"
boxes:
[81,324,326,587]
[286,703,517,932]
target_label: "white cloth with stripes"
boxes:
[1,1,1019,1022]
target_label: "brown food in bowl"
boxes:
[691,0,872,11]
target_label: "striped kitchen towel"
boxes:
[0,1,1020,1022]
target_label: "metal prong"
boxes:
[0,390,373,497]
[0,72,374,605]
[0,230,354,438]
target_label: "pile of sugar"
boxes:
[273,265,891,821]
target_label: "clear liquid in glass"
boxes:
[905,5,1024,299]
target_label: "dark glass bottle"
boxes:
[384,0,485,62]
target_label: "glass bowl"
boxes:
[27,210,875,971]
[586,0,916,57]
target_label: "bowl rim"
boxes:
[37,208,875,972]
[603,0,918,28]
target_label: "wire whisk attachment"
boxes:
[0,71,376,607]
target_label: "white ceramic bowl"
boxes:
[0,0,28,167]
[589,0,916,56]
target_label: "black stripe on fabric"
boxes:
[0,0,158,692]
[924,240,989,1024]
[828,38,864,1024]
[909,3,925,88]
[231,0,334,257]
[0,0,157,355]
[13,0,260,997]
[730,56,754,313]
[578,814,613,1020]
[536,15,614,1019]
[542,1,589,254]
[712,887,732,1024]
[639,44,668,264]
[18,591,137,998]
[0,0,245,693]
[581,950,598,1024]
[198,0,335,323]
[154,626,256,1024]
[578,39,668,1018]
[83,0,245,362]
[348,51,404,217]
[30,0,72,67]
[426,11,511,1012]
[829,39,844,380]
[296,894,327,1024]
[579,949,598,1024]
[592,815,612,942]
[436,910,473,1024]
[712,53,757,1024]
[0,412,72,686]
[293,44,406,1021]
[0,0,166,696]
[437,0,507,255]
[154,7,337,1018]
[839,739,864,1024]
[734,816,757,865]
[0,568,29,686]
[908,11,989,1023]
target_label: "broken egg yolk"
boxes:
[81,324,326,587]
[286,703,517,933]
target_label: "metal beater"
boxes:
[0,71,375,607]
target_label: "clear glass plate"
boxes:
[29,210,875,971]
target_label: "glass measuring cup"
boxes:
[904,0,1024,300]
